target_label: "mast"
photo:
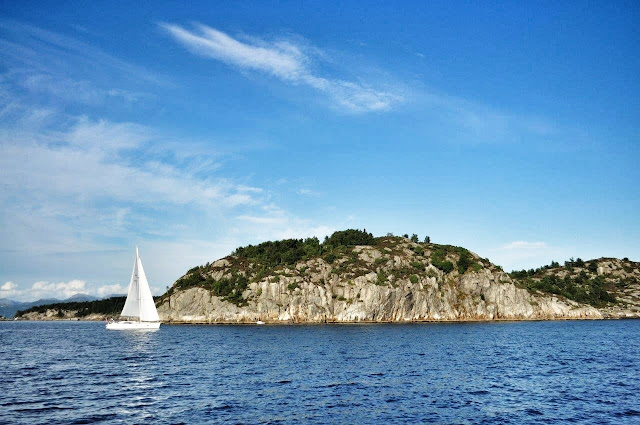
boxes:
[136,246,141,323]
[119,246,160,322]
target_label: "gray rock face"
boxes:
[157,262,606,324]
[154,240,640,323]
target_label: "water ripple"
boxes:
[1,320,639,424]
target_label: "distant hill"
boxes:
[65,294,99,302]
[2,294,100,318]
[14,296,127,320]
[1,298,58,318]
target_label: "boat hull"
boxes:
[106,321,161,330]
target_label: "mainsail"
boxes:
[120,247,160,322]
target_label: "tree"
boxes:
[424,236,431,244]
[324,229,375,247]
[410,234,419,243]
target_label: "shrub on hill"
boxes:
[323,229,375,247]
[430,247,454,273]
[232,229,374,268]
[233,237,322,268]
[524,274,616,307]
[175,271,249,306]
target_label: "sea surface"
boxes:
[1,320,639,424]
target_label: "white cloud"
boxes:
[501,241,547,250]
[1,281,16,291]
[487,240,568,272]
[0,117,260,218]
[163,24,305,79]
[234,210,335,243]
[0,281,22,298]
[97,283,126,297]
[31,279,87,299]
[237,215,288,225]
[18,73,143,106]
[162,23,402,112]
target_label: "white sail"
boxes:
[136,255,160,322]
[119,248,159,322]
[120,253,141,317]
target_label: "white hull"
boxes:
[106,321,160,330]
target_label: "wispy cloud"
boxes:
[234,206,335,242]
[417,89,559,145]
[501,241,547,250]
[0,21,161,111]
[0,20,165,86]
[297,188,318,196]
[161,23,402,113]
[237,215,288,225]
[488,240,568,272]
[0,93,336,299]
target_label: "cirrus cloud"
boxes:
[161,23,403,113]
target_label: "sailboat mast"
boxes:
[136,246,141,323]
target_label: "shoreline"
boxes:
[7,315,640,324]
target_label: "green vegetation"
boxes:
[510,259,576,279]
[524,274,615,307]
[431,247,454,273]
[15,296,128,318]
[209,273,249,306]
[509,257,620,307]
[167,230,635,311]
[410,245,424,256]
[411,261,424,270]
[323,252,338,263]
[426,269,439,278]
[456,249,473,274]
[323,229,375,247]
[233,237,322,268]
[174,271,249,306]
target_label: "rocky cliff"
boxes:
[156,234,640,323]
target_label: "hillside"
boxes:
[1,295,98,319]
[14,297,126,320]
[15,230,639,323]
[156,230,640,323]
[510,257,640,315]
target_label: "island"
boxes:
[15,230,640,323]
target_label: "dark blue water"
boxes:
[1,321,639,424]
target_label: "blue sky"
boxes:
[1,1,638,301]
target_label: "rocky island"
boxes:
[16,230,640,323]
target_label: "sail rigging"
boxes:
[119,247,159,322]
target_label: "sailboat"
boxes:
[106,247,161,330]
